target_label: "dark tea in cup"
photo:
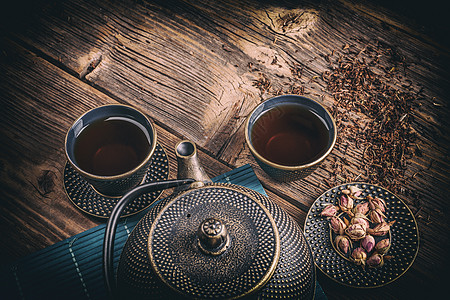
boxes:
[245,95,336,182]
[65,104,157,197]
[250,104,329,166]
[74,117,151,177]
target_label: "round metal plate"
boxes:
[63,143,169,218]
[148,186,280,299]
[304,183,419,288]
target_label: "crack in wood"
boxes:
[80,54,103,79]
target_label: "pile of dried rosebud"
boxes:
[320,186,395,268]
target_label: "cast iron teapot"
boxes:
[103,140,316,299]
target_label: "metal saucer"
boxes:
[64,143,169,218]
[303,183,419,288]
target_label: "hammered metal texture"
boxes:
[233,185,316,300]
[254,155,320,182]
[117,183,316,299]
[149,186,279,299]
[82,158,151,197]
[304,183,419,288]
[117,195,174,298]
[63,143,169,218]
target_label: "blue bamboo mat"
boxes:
[0,164,326,300]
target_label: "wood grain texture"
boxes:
[1,0,449,299]
[0,33,301,261]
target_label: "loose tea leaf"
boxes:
[322,40,421,193]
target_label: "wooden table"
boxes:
[1,0,448,299]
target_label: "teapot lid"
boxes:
[148,185,280,299]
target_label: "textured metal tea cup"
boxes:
[245,95,336,182]
[65,104,157,197]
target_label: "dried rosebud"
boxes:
[368,208,386,224]
[351,247,367,266]
[339,194,354,215]
[330,216,347,235]
[345,223,366,240]
[367,221,395,236]
[375,238,390,255]
[371,197,386,212]
[349,186,363,199]
[366,253,384,268]
[335,235,352,254]
[320,204,339,217]
[351,218,369,231]
[342,216,350,227]
[353,191,363,199]
[351,213,370,230]
[367,195,375,210]
[361,234,375,253]
[353,202,370,215]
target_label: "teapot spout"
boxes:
[175,140,211,190]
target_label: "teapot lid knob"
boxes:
[197,217,230,255]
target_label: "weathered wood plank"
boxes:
[221,2,450,295]
[1,0,449,299]
[9,0,253,154]
[6,0,450,153]
[212,1,450,298]
[0,39,105,263]
[0,36,305,267]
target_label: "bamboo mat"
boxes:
[0,164,326,299]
